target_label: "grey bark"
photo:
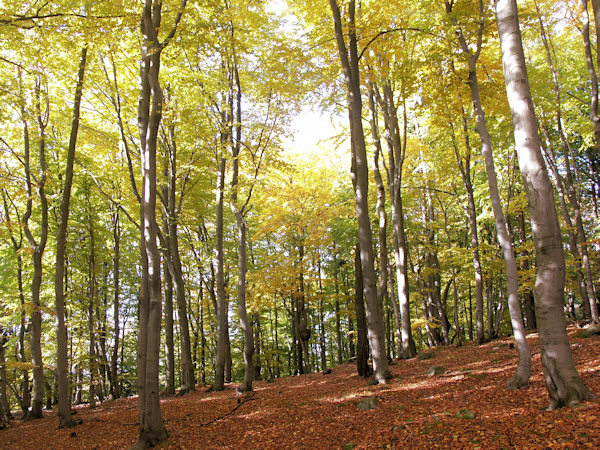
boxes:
[163,259,175,395]
[446,0,530,387]
[133,0,185,446]
[54,46,87,428]
[162,127,195,394]
[230,63,256,392]
[212,156,227,391]
[1,189,30,411]
[329,0,390,382]
[22,78,49,421]
[110,210,121,399]
[376,81,416,359]
[495,0,593,408]
[538,1,599,322]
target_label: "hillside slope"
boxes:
[1,327,599,449]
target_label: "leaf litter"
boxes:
[1,326,599,449]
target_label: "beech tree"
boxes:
[329,0,390,384]
[134,0,186,446]
[495,0,593,408]
[54,45,87,428]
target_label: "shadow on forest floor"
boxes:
[1,326,599,449]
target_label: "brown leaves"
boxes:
[1,327,599,449]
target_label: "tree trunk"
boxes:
[495,0,592,408]
[164,128,195,394]
[333,248,343,365]
[110,210,121,399]
[296,243,312,374]
[0,332,11,422]
[539,2,598,322]
[368,85,399,360]
[377,81,416,359]
[329,0,390,382]
[354,245,372,377]
[212,156,227,391]
[23,79,49,421]
[54,46,87,427]
[133,0,185,445]
[229,69,255,391]
[446,0,531,385]
[163,260,176,395]
[451,107,485,344]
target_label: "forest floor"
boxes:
[1,326,600,449]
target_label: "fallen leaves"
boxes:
[0,326,599,448]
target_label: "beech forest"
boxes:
[0,0,599,448]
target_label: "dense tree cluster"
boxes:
[0,0,598,445]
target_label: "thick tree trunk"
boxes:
[496,0,593,408]
[446,0,531,385]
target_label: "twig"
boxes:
[199,394,256,427]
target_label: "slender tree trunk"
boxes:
[164,129,195,394]
[354,245,372,377]
[376,81,416,359]
[0,332,11,421]
[329,0,390,382]
[54,46,87,427]
[450,108,485,344]
[333,248,343,365]
[163,260,176,395]
[110,210,121,399]
[213,156,227,391]
[23,79,49,421]
[229,69,255,391]
[368,85,398,360]
[496,0,593,408]
[133,0,185,445]
[538,2,598,322]
[581,0,600,145]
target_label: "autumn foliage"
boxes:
[1,327,598,449]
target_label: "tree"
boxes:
[21,76,50,421]
[329,0,390,384]
[445,0,530,388]
[54,45,87,428]
[495,0,593,408]
[134,0,186,446]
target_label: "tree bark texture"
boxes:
[22,79,49,421]
[54,45,87,428]
[496,0,593,409]
[133,0,186,445]
[446,0,531,386]
[329,0,390,383]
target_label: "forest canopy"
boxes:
[0,0,599,447]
